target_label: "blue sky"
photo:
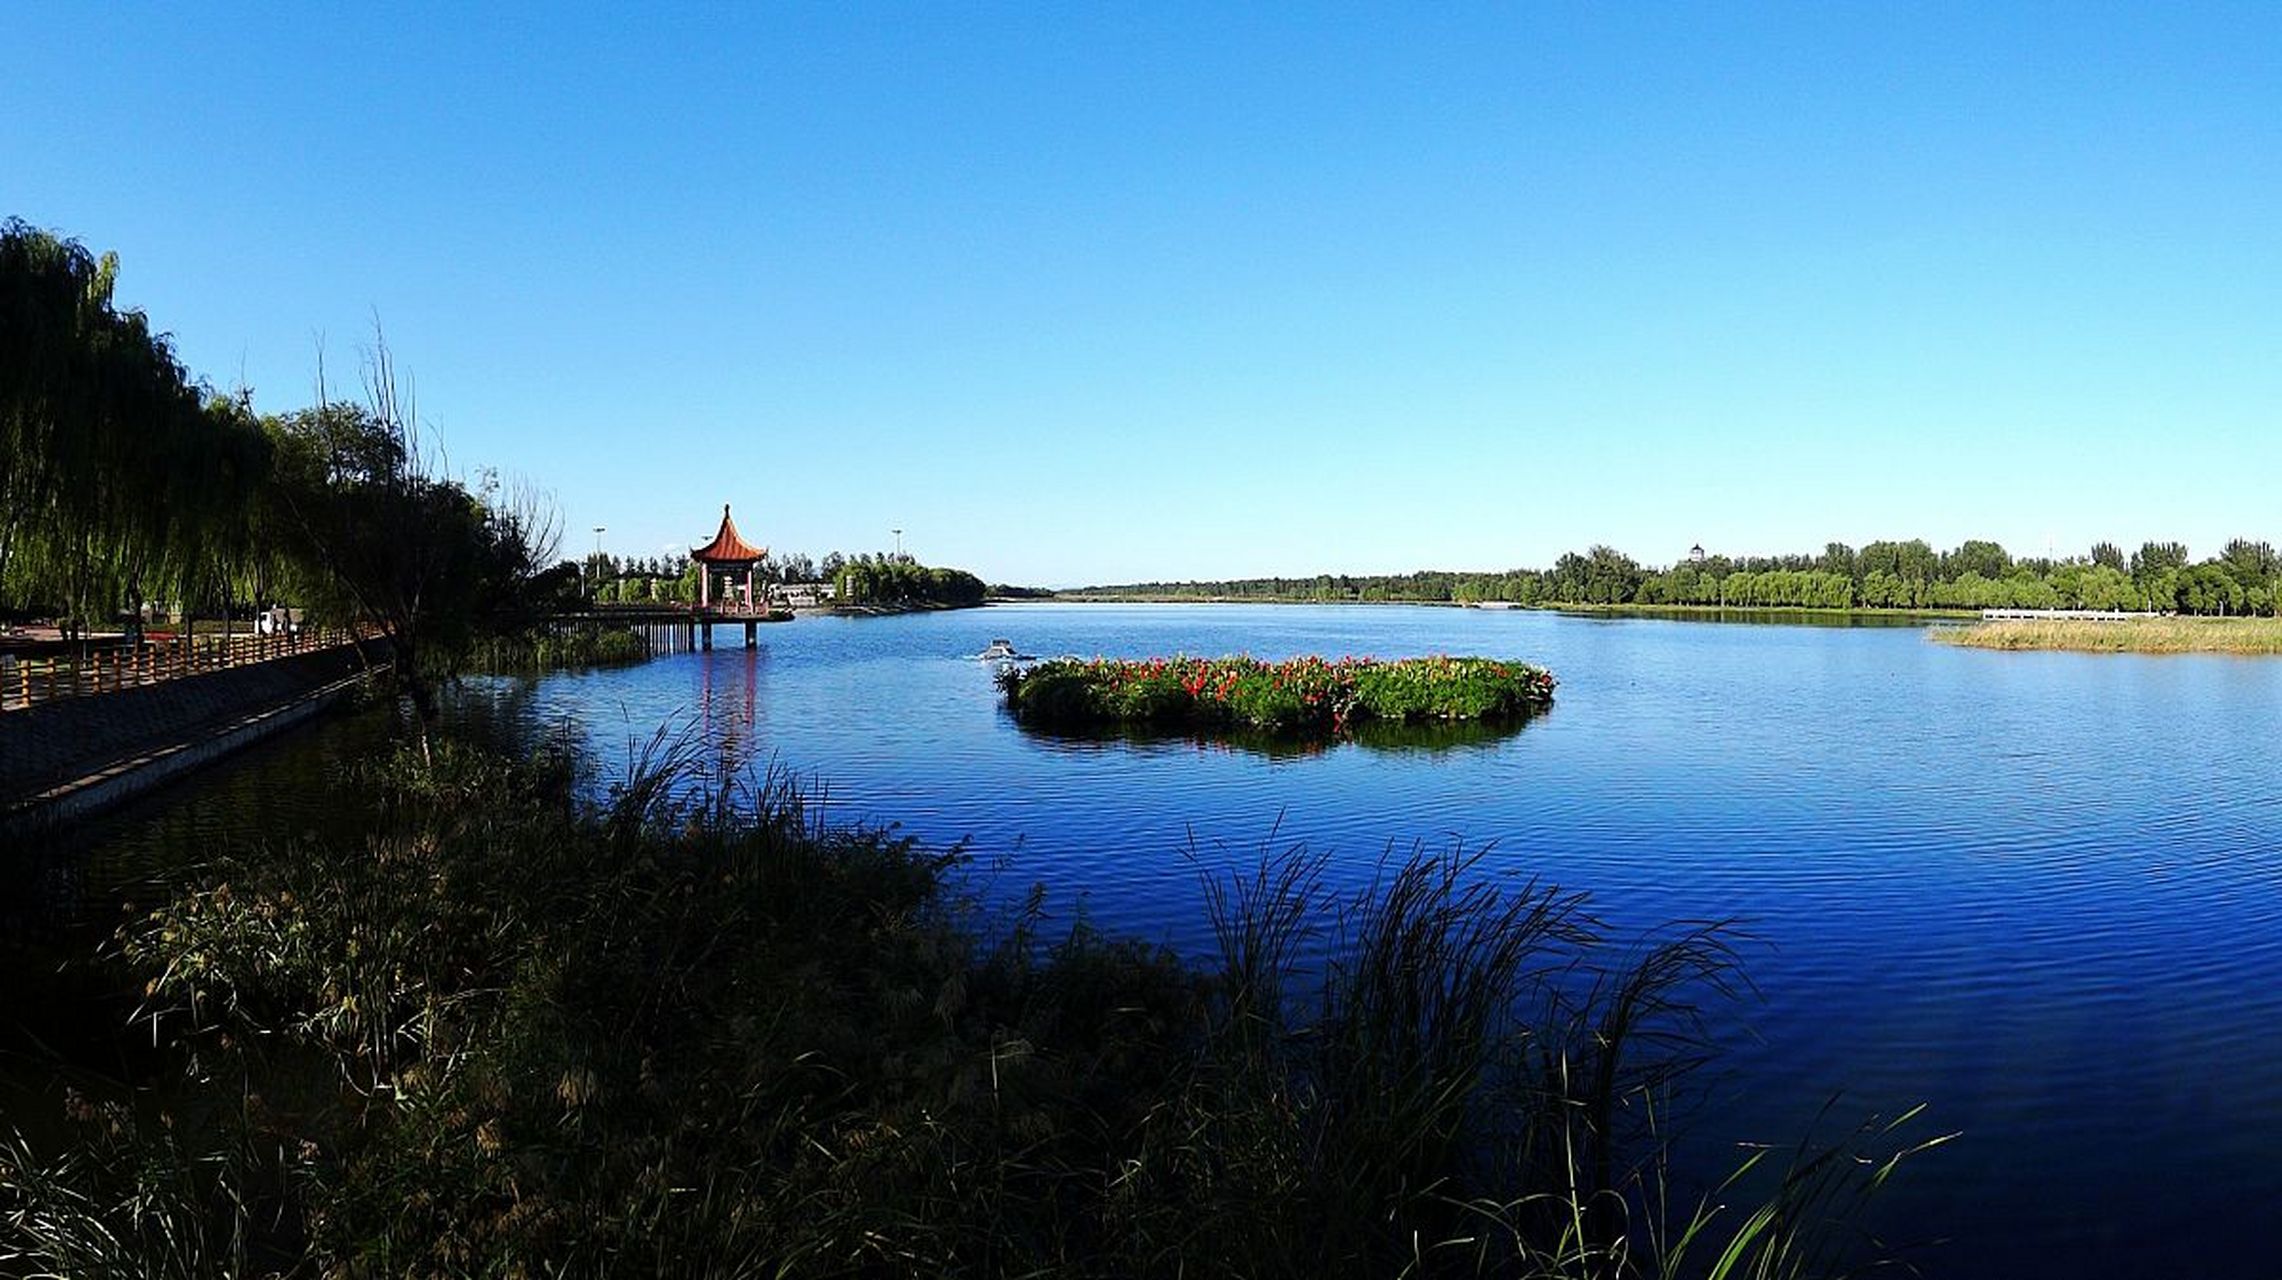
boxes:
[5,4,2277,585]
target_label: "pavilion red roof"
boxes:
[691,504,766,564]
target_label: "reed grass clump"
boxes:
[0,733,1943,1277]
[1933,615,2282,654]
[1002,654,1556,736]
[470,623,650,672]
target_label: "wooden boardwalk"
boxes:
[1,637,392,831]
[0,627,374,713]
[1,601,798,715]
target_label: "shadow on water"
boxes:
[1010,706,1547,760]
[1,699,421,1152]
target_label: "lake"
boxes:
[35,602,2282,1277]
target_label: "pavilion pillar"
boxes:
[746,567,756,612]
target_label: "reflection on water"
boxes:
[1012,709,1542,760]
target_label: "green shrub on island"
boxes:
[1002,655,1555,734]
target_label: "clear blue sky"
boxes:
[6,4,2277,585]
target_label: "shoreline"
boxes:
[1040,595,1972,620]
[828,599,986,617]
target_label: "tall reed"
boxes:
[1,730,1947,1277]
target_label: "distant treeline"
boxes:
[1066,539,2282,616]
[837,555,985,607]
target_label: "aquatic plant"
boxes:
[1932,615,2282,655]
[468,624,650,672]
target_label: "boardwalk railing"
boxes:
[552,604,792,653]
[0,627,378,713]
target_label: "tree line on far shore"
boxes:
[587,548,980,608]
[1066,538,2282,616]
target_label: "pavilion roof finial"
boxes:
[691,503,766,565]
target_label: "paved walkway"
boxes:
[0,640,390,826]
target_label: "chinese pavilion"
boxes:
[691,503,767,611]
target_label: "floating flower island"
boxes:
[999,654,1556,736]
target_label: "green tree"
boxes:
[2132,541,2190,582]
[1945,540,2011,582]
[266,346,561,752]
[2219,538,2278,592]
[1,220,273,634]
[2170,564,2242,615]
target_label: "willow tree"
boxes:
[0,219,272,634]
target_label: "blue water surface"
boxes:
[84,605,2282,1275]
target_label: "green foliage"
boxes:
[1070,532,2282,617]
[1002,655,1556,736]
[3,220,581,723]
[1,220,273,627]
[2172,564,2246,616]
[835,554,986,607]
[1548,547,1645,605]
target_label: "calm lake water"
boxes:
[33,603,2282,1277]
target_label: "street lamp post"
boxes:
[591,526,607,600]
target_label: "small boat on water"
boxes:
[977,638,1037,662]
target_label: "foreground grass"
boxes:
[1,734,1944,1278]
[1933,615,2282,654]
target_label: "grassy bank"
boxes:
[1933,615,2282,654]
[1,734,1940,1277]
[1002,655,1556,735]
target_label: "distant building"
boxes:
[1689,544,1707,564]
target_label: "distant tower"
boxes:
[1689,543,1707,564]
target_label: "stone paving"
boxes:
[0,641,389,815]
